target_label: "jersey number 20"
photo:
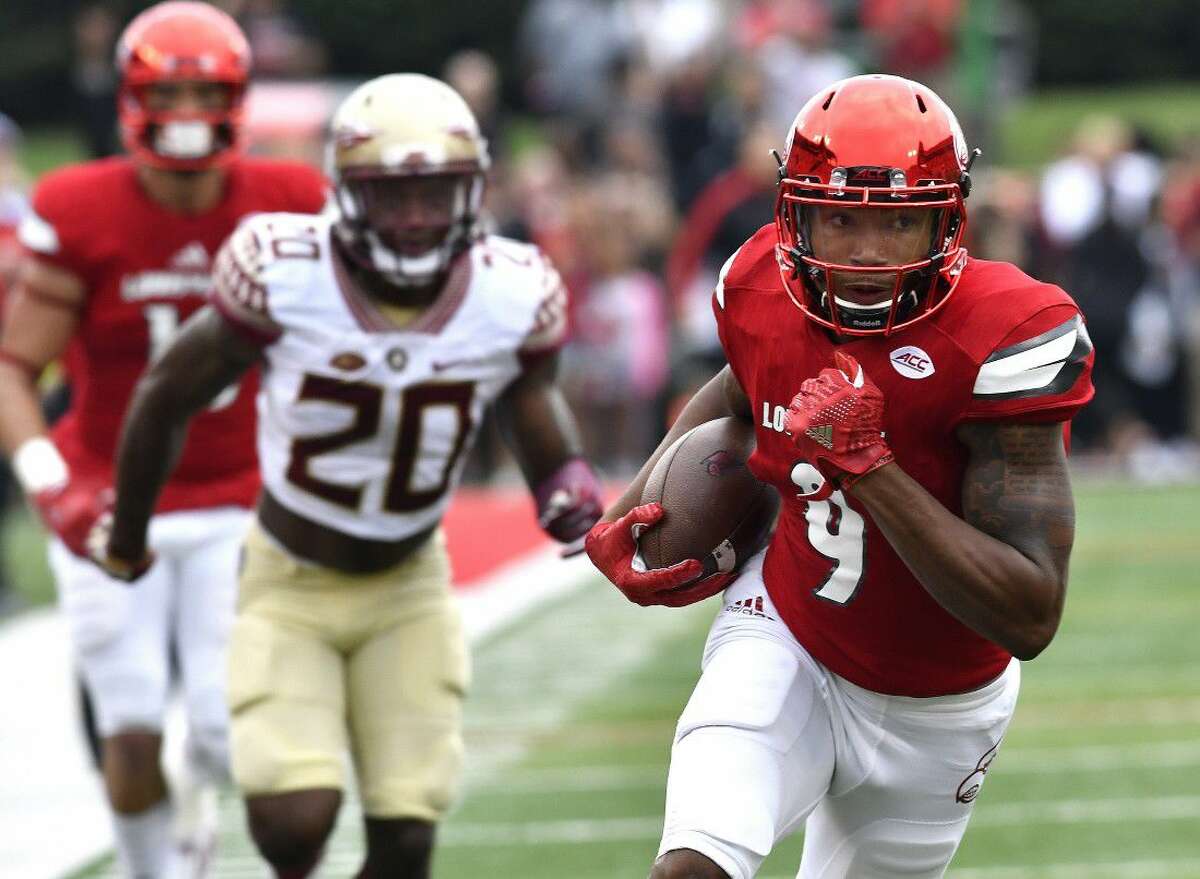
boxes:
[287,374,475,514]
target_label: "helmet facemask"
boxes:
[332,166,485,288]
[776,170,966,335]
[123,79,245,168]
[327,73,491,290]
[771,74,978,336]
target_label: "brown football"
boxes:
[638,417,779,577]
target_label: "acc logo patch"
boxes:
[889,345,935,379]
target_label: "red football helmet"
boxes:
[116,1,250,171]
[774,74,977,335]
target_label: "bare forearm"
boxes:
[107,379,191,559]
[850,463,1063,657]
[498,382,585,489]
[0,366,50,454]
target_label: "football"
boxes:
[637,417,779,577]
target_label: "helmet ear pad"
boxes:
[333,172,485,287]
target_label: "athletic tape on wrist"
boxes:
[12,436,69,493]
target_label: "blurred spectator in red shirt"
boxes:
[861,0,962,87]
[664,118,778,420]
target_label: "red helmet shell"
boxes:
[775,74,973,335]
[116,1,251,171]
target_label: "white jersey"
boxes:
[211,213,567,540]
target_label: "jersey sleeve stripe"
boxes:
[973,315,1093,400]
[714,248,740,310]
[520,274,569,355]
[984,313,1088,363]
[210,234,283,344]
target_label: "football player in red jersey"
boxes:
[0,3,326,876]
[587,74,1094,878]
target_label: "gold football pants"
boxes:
[228,522,469,820]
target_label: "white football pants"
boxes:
[658,553,1020,879]
[49,506,250,779]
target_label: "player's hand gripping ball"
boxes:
[585,505,731,608]
[784,351,894,489]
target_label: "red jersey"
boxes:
[715,225,1094,697]
[19,156,327,512]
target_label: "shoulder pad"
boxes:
[521,247,569,355]
[715,225,778,307]
[210,217,287,345]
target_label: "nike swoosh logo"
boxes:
[432,358,485,372]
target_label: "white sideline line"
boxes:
[1015,696,1200,728]
[455,545,594,644]
[0,610,112,879]
[337,793,1200,848]
[1001,739,1200,771]
[0,543,597,879]
[462,739,1200,794]
[977,794,1200,826]
[764,861,1200,879]
[947,859,1200,878]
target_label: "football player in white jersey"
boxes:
[93,73,603,879]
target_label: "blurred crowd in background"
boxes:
[0,0,1198,609]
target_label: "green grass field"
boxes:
[44,477,1200,878]
[998,83,1200,170]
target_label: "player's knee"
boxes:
[651,848,731,879]
[247,790,340,868]
[103,731,163,780]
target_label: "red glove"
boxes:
[584,503,733,608]
[783,351,894,489]
[30,476,114,559]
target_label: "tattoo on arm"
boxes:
[958,422,1075,583]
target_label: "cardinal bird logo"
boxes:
[702,450,744,477]
[956,740,1001,804]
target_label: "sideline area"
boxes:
[0,487,597,879]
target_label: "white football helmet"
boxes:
[328,73,490,287]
